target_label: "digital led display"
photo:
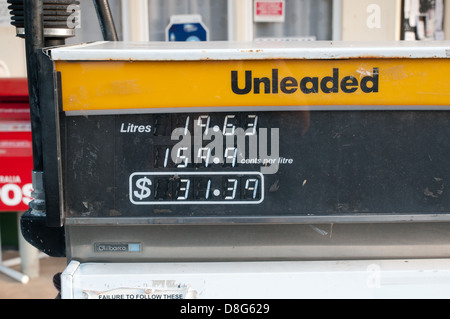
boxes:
[63,110,450,222]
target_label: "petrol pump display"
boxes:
[49,41,450,224]
[46,41,450,299]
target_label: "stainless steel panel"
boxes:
[66,222,450,262]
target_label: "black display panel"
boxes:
[63,111,450,221]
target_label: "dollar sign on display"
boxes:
[134,177,152,200]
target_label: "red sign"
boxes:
[0,155,33,211]
[0,78,33,212]
[256,2,282,15]
[254,0,285,22]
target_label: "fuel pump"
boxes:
[10,0,450,300]
[50,40,450,299]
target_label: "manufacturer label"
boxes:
[94,243,141,253]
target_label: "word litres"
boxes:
[120,123,152,133]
